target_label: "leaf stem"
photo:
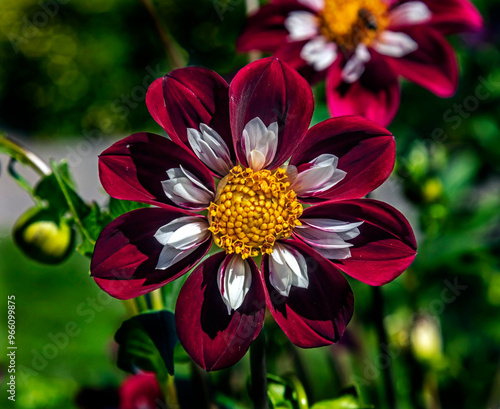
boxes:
[250,330,268,409]
[0,133,51,176]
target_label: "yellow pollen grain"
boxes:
[208,166,303,259]
[319,0,389,51]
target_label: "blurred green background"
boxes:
[1,0,500,408]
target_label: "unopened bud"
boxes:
[13,207,75,264]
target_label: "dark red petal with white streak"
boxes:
[99,132,214,208]
[302,199,417,286]
[383,26,458,98]
[326,52,401,127]
[175,253,266,371]
[389,0,483,35]
[262,239,354,348]
[229,57,314,169]
[290,116,395,203]
[91,208,211,300]
[146,67,234,160]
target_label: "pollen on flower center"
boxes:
[208,166,303,259]
[319,0,389,50]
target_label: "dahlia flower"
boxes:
[237,0,483,126]
[91,57,416,370]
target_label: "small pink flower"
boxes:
[91,58,416,371]
[237,0,483,126]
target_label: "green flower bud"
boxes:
[13,207,75,264]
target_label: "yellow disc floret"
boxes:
[208,166,303,259]
[319,0,389,51]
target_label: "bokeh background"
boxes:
[1,0,499,408]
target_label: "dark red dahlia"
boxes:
[91,57,417,370]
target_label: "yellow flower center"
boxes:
[208,166,303,259]
[319,0,389,51]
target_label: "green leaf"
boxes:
[267,374,308,409]
[115,310,178,380]
[311,386,373,409]
[108,197,149,219]
[35,160,89,219]
[76,202,113,258]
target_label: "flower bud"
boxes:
[13,207,75,264]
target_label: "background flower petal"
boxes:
[229,57,314,169]
[302,200,417,286]
[393,0,483,34]
[99,132,214,208]
[384,26,458,97]
[237,4,301,52]
[91,208,211,299]
[326,53,401,127]
[175,253,266,371]
[262,239,354,348]
[290,116,395,202]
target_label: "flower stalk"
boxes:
[250,330,268,409]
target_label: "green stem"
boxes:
[160,375,179,408]
[250,330,268,409]
[135,295,149,312]
[139,0,186,69]
[372,286,396,409]
[0,133,51,176]
[51,160,94,246]
[122,299,140,317]
[288,375,309,409]
[150,288,164,310]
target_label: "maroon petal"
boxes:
[236,4,297,53]
[290,116,394,202]
[229,57,314,169]
[175,253,266,371]
[99,132,214,208]
[146,67,234,162]
[302,200,417,285]
[91,208,212,299]
[399,0,483,35]
[326,53,401,127]
[384,27,458,97]
[262,239,354,347]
